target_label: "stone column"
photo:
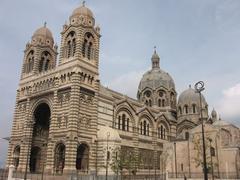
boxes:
[6,90,20,167]
[88,79,99,174]
[45,76,60,173]
[18,98,33,172]
[64,71,81,173]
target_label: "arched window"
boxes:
[178,106,182,115]
[158,90,166,107]
[157,123,168,140]
[144,90,152,107]
[185,131,189,140]
[82,32,94,60]
[13,146,20,169]
[118,116,121,129]
[192,104,196,113]
[184,105,188,114]
[25,50,34,73]
[39,51,52,72]
[116,112,131,132]
[140,119,151,136]
[54,143,65,174]
[65,31,76,58]
[170,92,175,107]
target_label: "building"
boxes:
[6,2,240,178]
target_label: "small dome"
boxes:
[69,2,95,27]
[32,24,53,41]
[97,125,121,142]
[71,5,94,18]
[32,23,54,46]
[178,86,207,106]
[211,108,217,118]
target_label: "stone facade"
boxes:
[6,2,240,177]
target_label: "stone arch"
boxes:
[115,105,135,132]
[24,50,34,73]
[82,32,95,60]
[54,142,66,174]
[30,146,41,173]
[157,117,170,140]
[39,51,53,72]
[30,98,53,117]
[177,120,195,135]
[65,31,77,58]
[138,113,154,136]
[76,143,89,172]
[12,145,20,169]
[29,101,52,173]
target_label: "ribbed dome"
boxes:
[71,5,94,18]
[138,49,175,93]
[178,86,207,105]
[138,69,175,91]
[32,24,53,42]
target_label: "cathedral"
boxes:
[7,3,240,178]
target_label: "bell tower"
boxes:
[59,1,101,70]
[21,23,58,79]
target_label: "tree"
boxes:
[193,135,218,173]
[110,147,142,178]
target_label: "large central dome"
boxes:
[137,49,176,109]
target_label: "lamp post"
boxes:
[24,121,33,180]
[194,81,208,180]
[208,138,214,180]
[106,132,110,180]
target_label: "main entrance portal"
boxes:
[30,103,50,173]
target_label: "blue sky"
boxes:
[0,0,240,166]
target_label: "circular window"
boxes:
[159,92,163,97]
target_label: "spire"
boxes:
[151,46,160,69]
[44,21,47,27]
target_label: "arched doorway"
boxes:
[76,144,89,172]
[30,103,51,173]
[30,146,41,173]
[13,146,20,169]
[54,143,65,174]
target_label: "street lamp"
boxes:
[194,81,208,180]
[106,132,110,180]
[24,121,33,180]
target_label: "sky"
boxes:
[0,0,240,167]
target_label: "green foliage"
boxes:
[110,147,142,175]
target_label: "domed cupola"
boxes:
[69,2,95,27]
[137,48,176,109]
[177,85,209,124]
[31,22,54,47]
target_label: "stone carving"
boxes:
[78,113,91,128]
[79,93,93,105]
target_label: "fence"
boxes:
[168,171,240,179]
[10,171,167,180]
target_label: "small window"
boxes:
[192,104,196,113]
[184,105,188,114]
[185,132,189,140]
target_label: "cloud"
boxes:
[105,70,146,99]
[216,83,240,122]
